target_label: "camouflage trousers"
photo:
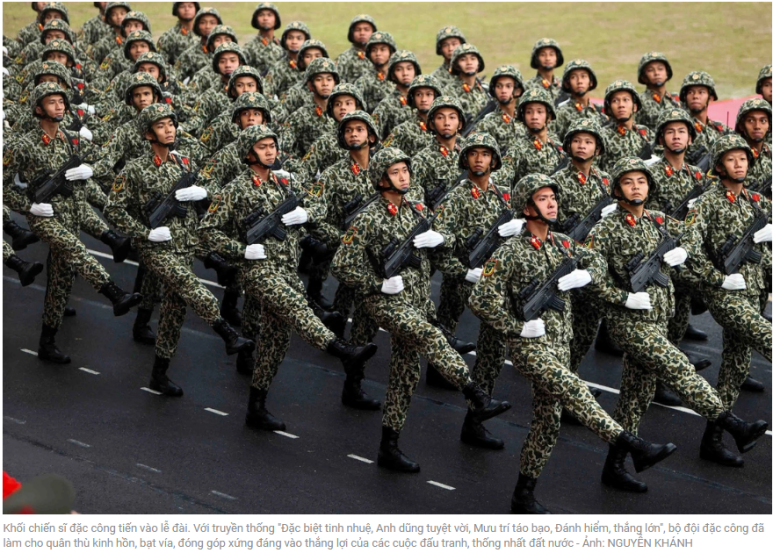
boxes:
[244,266,336,391]
[569,291,604,373]
[79,200,109,241]
[27,209,111,329]
[704,289,772,410]
[134,261,164,312]
[510,338,623,479]
[667,288,692,345]
[3,205,12,223]
[140,249,221,360]
[85,179,107,210]
[607,317,725,434]
[363,294,472,432]
[436,274,471,333]
[3,240,14,262]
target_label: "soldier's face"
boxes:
[369,44,391,66]
[301,48,323,67]
[43,31,67,44]
[467,148,492,174]
[644,62,668,86]
[382,162,411,191]
[311,73,336,97]
[198,15,219,37]
[609,91,635,119]
[43,10,64,24]
[743,111,770,142]
[137,62,161,81]
[526,188,558,220]
[392,62,415,86]
[108,7,128,27]
[494,77,520,103]
[537,47,557,70]
[332,95,357,121]
[351,22,374,46]
[132,86,156,110]
[238,108,264,129]
[284,31,306,53]
[45,52,70,67]
[661,122,691,151]
[570,132,599,159]
[432,107,461,137]
[129,41,151,61]
[524,103,548,130]
[719,151,748,180]
[211,35,232,50]
[233,76,258,95]
[256,10,276,31]
[148,117,177,144]
[762,78,772,103]
[685,86,710,112]
[456,53,479,76]
[619,172,649,203]
[440,38,462,61]
[177,3,198,22]
[38,95,66,120]
[217,53,241,76]
[252,137,277,166]
[124,21,144,34]
[343,121,369,148]
[568,69,590,95]
[413,88,436,112]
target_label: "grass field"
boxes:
[3,2,770,98]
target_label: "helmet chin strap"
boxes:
[540,64,554,71]
[615,186,646,206]
[381,175,409,195]
[571,152,593,163]
[528,125,545,134]
[651,80,665,87]
[665,145,686,154]
[525,200,557,224]
[497,95,513,106]
[462,70,477,77]
[344,140,366,151]
[417,107,430,114]
[615,114,632,123]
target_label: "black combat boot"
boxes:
[99,280,142,316]
[219,287,242,327]
[463,382,511,423]
[64,307,76,317]
[203,252,237,287]
[236,349,255,375]
[601,445,648,492]
[684,324,708,341]
[38,324,71,364]
[715,411,768,453]
[764,311,772,322]
[245,387,286,431]
[5,254,43,286]
[595,319,623,356]
[741,375,765,393]
[438,324,476,354]
[99,230,131,263]
[377,426,420,472]
[299,234,333,263]
[699,420,743,467]
[653,381,682,406]
[680,348,711,371]
[309,298,346,338]
[425,363,458,390]
[510,472,550,514]
[3,219,39,251]
[341,373,381,410]
[461,409,504,449]
[149,355,183,397]
[212,318,255,355]
[615,430,677,473]
[132,308,156,345]
[306,275,334,310]
[326,338,378,373]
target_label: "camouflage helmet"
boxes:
[138,103,178,136]
[134,51,169,82]
[711,134,755,172]
[30,81,71,116]
[172,2,200,17]
[105,2,132,23]
[42,38,76,65]
[530,38,564,70]
[407,74,443,107]
[38,2,69,24]
[450,43,484,75]
[516,87,557,122]
[435,25,466,56]
[226,65,264,98]
[231,92,272,125]
[236,124,279,161]
[603,79,642,114]
[365,31,397,58]
[637,51,673,85]
[125,71,163,105]
[251,3,281,31]
[735,97,772,135]
[326,83,366,117]
[488,65,525,98]
[193,7,222,37]
[654,107,697,144]
[34,60,72,89]
[123,30,156,60]
[610,157,654,200]
[40,19,75,45]
[298,39,329,70]
[280,21,311,51]
[679,71,718,102]
[211,42,247,75]
[121,10,151,34]
[427,95,466,131]
[562,117,606,156]
[512,174,559,214]
[459,131,502,172]
[369,147,412,190]
[206,25,239,52]
[387,50,422,83]
[347,14,377,44]
[336,110,380,150]
[304,57,340,85]
[756,64,772,95]
[561,59,598,93]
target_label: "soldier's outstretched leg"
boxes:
[4,240,43,287]
[428,276,472,389]
[4,206,39,251]
[133,263,162,345]
[344,301,382,410]
[236,294,262,376]
[79,202,131,263]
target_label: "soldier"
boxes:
[157,2,200,67]
[586,157,768,489]
[3,82,142,364]
[10,18,79,78]
[554,59,607,141]
[430,26,465,89]
[735,98,771,196]
[263,21,310,98]
[474,65,526,153]
[90,8,150,68]
[184,25,239,94]
[16,2,68,49]
[275,38,329,120]
[16,39,91,98]
[198,124,379,429]
[679,71,729,165]
[92,29,156,93]
[523,38,564,102]
[757,64,771,103]
[85,2,130,62]
[244,3,284,75]
[104,103,254,396]
[335,14,377,84]
[3,239,44,287]
[442,43,488,122]
[635,52,681,131]
[332,147,512,472]
[77,2,113,48]
[599,80,652,172]
[383,74,443,157]
[354,31,397,111]
[173,7,223,82]
[468,172,676,513]
[372,50,421,139]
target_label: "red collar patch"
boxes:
[252,175,262,187]
[153,154,162,167]
[439,145,449,157]
[752,148,760,159]
[577,171,587,185]
[694,170,702,179]
[561,239,571,249]
[357,51,365,60]
[529,235,542,249]
[638,128,647,137]
[655,215,664,224]
[471,187,480,199]
[377,72,385,81]
[652,92,661,103]
[602,177,609,187]
[419,121,427,132]
[502,113,511,124]
[387,202,398,216]
[533,138,543,150]
[694,121,703,133]
[617,125,626,136]
[725,189,736,203]
[664,164,673,177]
[351,163,360,175]
[399,96,407,106]
[541,78,550,88]
[462,83,471,93]
[502,192,511,202]
[625,213,636,227]
[574,102,583,112]
[261,37,269,46]
[41,134,51,145]
[752,193,761,202]
[315,106,323,117]
[415,203,424,211]
[289,60,296,69]
[181,27,188,36]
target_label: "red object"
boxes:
[665,165,673,177]
[726,190,736,203]
[694,121,703,133]
[502,114,511,124]
[533,139,542,151]
[153,154,162,167]
[752,193,760,202]
[574,102,583,112]
[182,157,189,164]
[165,97,172,104]
[502,192,510,202]
[562,239,570,249]
[653,93,661,103]
[261,37,269,46]
[462,83,471,93]
[77,82,84,90]
[358,51,365,60]
[602,177,609,187]
[72,138,79,145]
[617,125,626,136]
[752,148,760,159]
[42,134,51,145]
[289,60,296,69]
[315,106,323,117]
[471,187,480,199]
[541,79,550,88]
[351,163,360,175]
[399,96,407,106]
[530,235,542,249]
[252,175,262,187]
[419,121,427,132]
[655,216,664,224]
[694,171,702,179]
[625,213,636,227]
[577,172,587,185]
[377,72,385,81]
[3,472,22,499]
[638,128,647,136]
[75,63,82,70]
[387,202,398,216]
[416,203,424,211]
[182,27,188,36]
[439,146,449,157]
[77,109,84,117]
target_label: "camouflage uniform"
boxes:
[91,9,151,69]
[382,74,443,156]
[274,39,330,121]
[173,8,223,82]
[371,51,421,139]
[185,26,240,94]
[679,71,730,162]
[91,29,156,94]
[77,5,114,48]
[441,43,488,119]
[430,26,466,89]
[354,32,398,111]
[17,39,94,97]
[734,98,772,195]
[262,21,311,98]
[523,38,564,103]
[635,52,680,130]
[335,15,377,84]
[473,65,527,150]
[243,3,284,75]
[16,3,70,48]
[599,80,652,172]
[553,60,607,140]
[198,91,272,158]
[11,19,81,77]
[157,14,198,67]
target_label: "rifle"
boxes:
[751,176,771,198]
[664,185,703,220]
[686,144,711,174]
[715,208,768,275]
[625,232,682,293]
[466,209,513,269]
[558,195,614,242]
[341,193,363,228]
[31,155,81,204]
[143,171,197,229]
[638,140,654,161]
[343,192,380,229]
[518,256,578,321]
[426,170,469,210]
[461,99,498,137]
[241,191,306,245]
[380,212,438,278]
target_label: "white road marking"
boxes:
[347,454,374,464]
[21,348,38,356]
[140,387,163,396]
[4,416,26,425]
[427,480,455,491]
[274,430,299,439]
[136,463,161,473]
[67,439,92,448]
[210,490,237,500]
[78,367,100,375]
[204,407,228,416]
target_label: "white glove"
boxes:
[465,267,483,284]
[281,206,308,226]
[1,67,8,77]
[76,103,96,115]
[644,155,661,167]
[687,198,698,209]
[498,218,525,237]
[64,164,93,181]
[78,126,93,141]
[600,203,618,218]
[753,223,772,244]
[273,169,291,181]
[663,247,688,267]
[30,202,54,217]
[557,269,592,291]
[175,185,208,202]
[722,274,746,290]
[381,275,404,295]
[2,46,7,56]
[413,229,444,248]
[625,291,652,310]
[520,319,546,338]
[244,244,266,260]
[148,227,172,242]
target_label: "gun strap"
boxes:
[59,128,80,156]
[170,153,191,174]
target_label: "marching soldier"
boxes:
[474,65,526,152]
[735,98,771,195]
[553,59,606,140]
[430,26,465,89]
[10,18,81,78]
[3,238,44,287]
[636,52,681,131]
[275,38,329,120]
[599,80,652,172]
[91,8,151,69]
[354,31,398,111]
[679,71,729,163]
[173,7,223,82]
[91,28,156,93]
[757,64,772,104]
[16,2,68,49]
[85,2,130,62]
[372,50,421,139]
[263,21,311,98]
[157,2,199,67]
[383,74,443,157]
[186,25,241,94]
[77,2,113,49]
[335,14,376,84]
[3,205,39,252]
[442,43,488,121]
[244,3,283,76]
[523,38,563,102]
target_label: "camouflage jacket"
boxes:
[336,47,371,84]
[198,114,240,158]
[174,41,210,82]
[92,48,133,89]
[747,143,772,196]
[264,55,303,97]
[295,131,347,183]
[157,22,197,67]
[524,73,562,103]
[686,116,729,161]
[442,76,489,120]
[89,33,125,65]
[383,112,434,157]
[474,105,526,153]
[244,35,283,76]
[599,123,652,172]
[636,88,680,131]
[648,159,706,216]
[196,142,247,194]
[278,81,313,123]
[184,83,231,137]
[552,163,613,228]
[12,41,91,77]
[16,21,41,48]
[15,58,96,93]
[354,67,394,113]
[411,136,466,205]
[10,104,113,149]
[372,89,413,139]
[430,62,454,89]
[280,102,336,160]
[78,15,113,48]
[507,132,565,188]
[554,100,607,141]
[187,66,223,95]
[316,154,375,245]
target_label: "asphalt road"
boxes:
[3,216,771,514]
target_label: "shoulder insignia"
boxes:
[684,209,697,225]
[3,151,13,167]
[208,194,221,213]
[383,136,393,147]
[309,182,323,197]
[302,150,312,161]
[482,258,498,277]
[200,127,212,142]
[584,234,594,249]
[342,226,357,245]
[112,175,125,192]
[200,161,215,178]
[100,57,112,70]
